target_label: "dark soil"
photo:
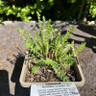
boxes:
[25,58,77,83]
[25,65,61,82]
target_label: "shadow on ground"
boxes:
[61,24,96,53]
[0,70,13,96]
[76,25,96,53]
[11,52,30,96]
[70,33,96,53]
[77,25,96,36]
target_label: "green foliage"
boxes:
[0,0,96,21]
[18,12,86,81]
[0,0,54,22]
[31,65,40,74]
[0,17,3,23]
[0,1,32,22]
[89,1,96,18]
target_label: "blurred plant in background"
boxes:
[0,0,96,22]
[0,0,54,22]
[89,0,96,19]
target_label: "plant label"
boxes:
[30,83,80,96]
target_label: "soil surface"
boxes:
[0,21,96,96]
[25,60,76,82]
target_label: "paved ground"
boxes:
[0,21,96,96]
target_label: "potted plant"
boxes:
[18,12,86,88]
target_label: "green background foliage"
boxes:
[0,0,54,22]
[0,0,96,22]
[89,0,96,18]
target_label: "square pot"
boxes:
[19,54,85,88]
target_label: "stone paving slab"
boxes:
[0,21,96,96]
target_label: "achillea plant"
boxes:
[18,12,86,81]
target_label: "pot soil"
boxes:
[19,54,85,88]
